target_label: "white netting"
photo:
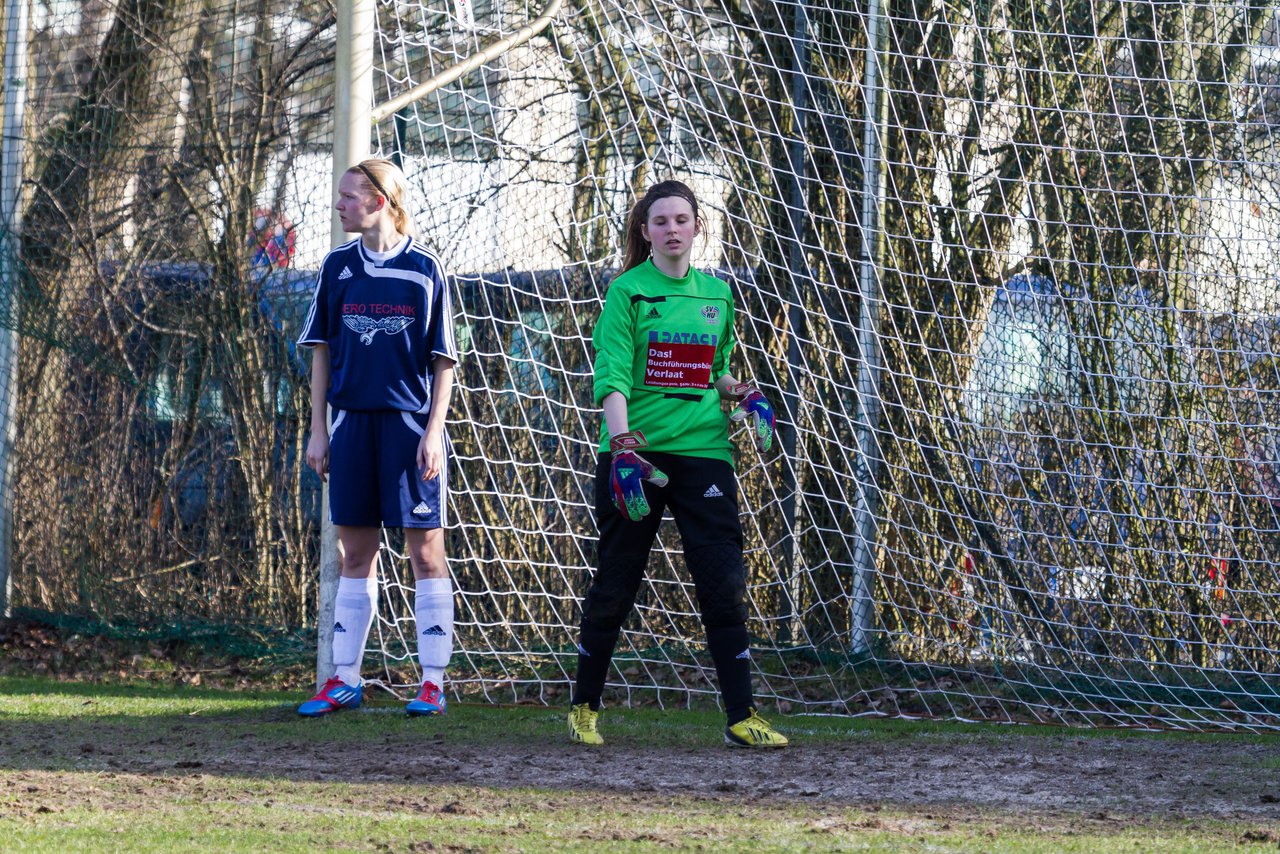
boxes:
[354,0,1280,729]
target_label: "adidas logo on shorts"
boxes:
[338,266,353,280]
[334,622,347,633]
[703,484,724,498]
[411,502,433,516]
[421,624,447,637]
[645,307,661,319]
[735,648,751,660]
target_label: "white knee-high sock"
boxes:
[332,574,377,687]
[415,577,453,687]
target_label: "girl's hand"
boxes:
[417,430,444,481]
[306,431,330,481]
[608,431,669,521]
[728,383,775,453]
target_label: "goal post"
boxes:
[317,0,374,689]
[0,0,30,621]
[850,0,887,655]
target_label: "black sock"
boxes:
[706,624,753,725]
[571,624,620,710]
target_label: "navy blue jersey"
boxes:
[298,237,459,413]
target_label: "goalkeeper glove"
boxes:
[608,430,669,522]
[728,382,775,453]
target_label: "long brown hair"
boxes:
[348,158,418,238]
[621,180,701,272]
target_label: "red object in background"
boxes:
[946,552,976,631]
[250,207,296,269]
[951,552,974,596]
[1208,557,1230,601]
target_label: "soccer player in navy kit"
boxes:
[296,158,460,717]
[567,180,789,748]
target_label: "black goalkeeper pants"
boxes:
[573,451,754,723]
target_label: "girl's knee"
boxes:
[406,530,448,578]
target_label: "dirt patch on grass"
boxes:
[3,708,1279,826]
[253,730,1280,820]
[3,614,1280,836]
[2,767,1276,853]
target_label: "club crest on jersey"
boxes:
[343,314,414,344]
[701,305,720,323]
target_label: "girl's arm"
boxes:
[305,345,331,480]
[714,373,743,400]
[417,355,457,480]
[601,391,630,438]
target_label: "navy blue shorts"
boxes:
[328,409,448,529]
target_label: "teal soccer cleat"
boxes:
[297,676,362,717]
[406,681,447,716]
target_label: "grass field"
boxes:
[2,675,1280,852]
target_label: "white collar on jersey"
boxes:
[360,235,411,265]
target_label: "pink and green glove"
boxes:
[728,382,775,453]
[609,430,669,521]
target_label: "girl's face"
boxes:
[641,196,700,268]
[335,170,386,233]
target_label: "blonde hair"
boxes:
[348,158,417,238]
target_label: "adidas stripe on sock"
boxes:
[415,577,454,687]
[332,573,377,687]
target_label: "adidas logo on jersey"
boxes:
[645,307,661,319]
[421,624,447,637]
[735,648,751,660]
[338,266,353,280]
[334,622,347,633]
[704,484,724,498]
[411,502,433,516]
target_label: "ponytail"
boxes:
[621,180,701,273]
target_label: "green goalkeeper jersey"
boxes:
[592,259,738,466]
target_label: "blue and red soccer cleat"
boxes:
[297,676,362,717]
[405,680,447,716]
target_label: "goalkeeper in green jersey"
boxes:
[568,180,788,749]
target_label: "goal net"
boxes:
[354,0,1280,729]
[8,0,1280,730]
